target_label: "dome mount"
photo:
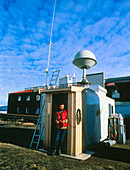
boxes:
[73,50,97,85]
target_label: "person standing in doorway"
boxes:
[52,104,68,156]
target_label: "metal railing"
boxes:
[25,86,47,91]
[59,82,82,88]
[25,82,85,91]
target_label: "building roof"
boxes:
[9,89,33,94]
[105,76,130,84]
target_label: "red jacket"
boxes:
[56,109,68,129]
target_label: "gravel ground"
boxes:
[0,124,130,170]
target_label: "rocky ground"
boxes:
[0,123,130,170]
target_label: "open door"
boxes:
[51,93,68,153]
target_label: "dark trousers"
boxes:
[54,129,66,149]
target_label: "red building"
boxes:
[8,88,42,116]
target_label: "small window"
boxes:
[109,104,114,115]
[17,107,20,113]
[35,108,40,114]
[18,96,21,101]
[36,95,40,101]
[111,106,113,113]
[108,104,111,115]
[25,107,29,114]
[26,95,30,101]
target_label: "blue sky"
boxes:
[0,0,130,106]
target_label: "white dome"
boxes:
[73,50,97,69]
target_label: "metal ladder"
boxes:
[29,98,45,150]
[49,69,60,86]
[29,69,60,150]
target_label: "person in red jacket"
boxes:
[52,104,68,156]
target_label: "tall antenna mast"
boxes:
[45,0,56,87]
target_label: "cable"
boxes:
[67,109,82,128]
[76,109,81,125]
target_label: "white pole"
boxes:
[45,0,56,87]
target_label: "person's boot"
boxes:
[58,148,61,156]
[52,148,57,156]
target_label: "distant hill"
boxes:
[0,106,7,111]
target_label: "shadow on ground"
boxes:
[88,142,130,163]
[0,126,130,164]
[0,126,33,148]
